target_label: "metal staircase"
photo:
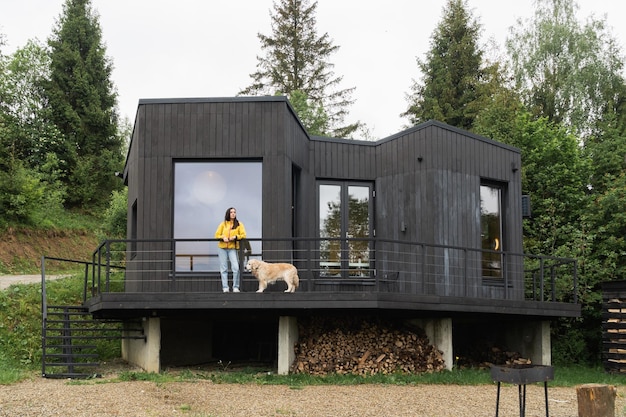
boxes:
[40,256,146,379]
[42,304,145,379]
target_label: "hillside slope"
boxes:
[0,228,100,274]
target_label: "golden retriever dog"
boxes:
[245,259,299,293]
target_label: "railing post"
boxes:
[463,248,468,297]
[82,262,88,303]
[105,241,111,292]
[97,247,102,294]
[551,266,556,302]
[503,252,508,299]
[41,256,47,377]
[421,244,426,295]
[307,239,313,292]
[171,239,177,290]
[539,257,545,301]
[573,260,578,303]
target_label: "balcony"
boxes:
[43,238,580,319]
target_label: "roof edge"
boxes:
[138,96,289,106]
[379,119,521,153]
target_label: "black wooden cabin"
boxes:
[83,96,579,373]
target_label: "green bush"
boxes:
[0,161,43,227]
[0,274,121,382]
[100,188,127,240]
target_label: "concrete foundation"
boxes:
[277,316,298,375]
[505,320,551,365]
[118,315,549,375]
[122,317,161,373]
[410,318,453,370]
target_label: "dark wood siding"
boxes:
[126,98,523,296]
[369,123,522,298]
[127,98,310,291]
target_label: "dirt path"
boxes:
[0,274,69,291]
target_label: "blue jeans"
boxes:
[217,247,240,289]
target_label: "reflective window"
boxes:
[481,184,503,278]
[319,182,372,278]
[174,162,262,271]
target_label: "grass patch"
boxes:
[113,365,621,388]
[0,272,623,388]
[0,274,120,384]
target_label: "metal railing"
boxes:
[72,237,578,304]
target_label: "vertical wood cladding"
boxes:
[128,97,522,294]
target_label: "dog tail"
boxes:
[294,274,299,288]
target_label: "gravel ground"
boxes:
[1,275,624,416]
[0,370,624,417]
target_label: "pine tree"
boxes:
[403,0,485,130]
[239,0,359,138]
[288,90,329,136]
[44,0,123,208]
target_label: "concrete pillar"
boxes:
[505,320,551,365]
[277,316,298,375]
[410,318,453,370]
[122,317,161,373]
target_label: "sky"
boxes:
[2,0,626,139]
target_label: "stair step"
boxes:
[44,344,97,348]
[45,327,123,332]
[45,335,127,340]
[44,362,101,367]
[43,372,101,379]
[44,353,99,358]
[46,319,113,323]
[42,303,139,379]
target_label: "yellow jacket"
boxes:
[214,220,247,249]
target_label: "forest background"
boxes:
[0,0,625,367]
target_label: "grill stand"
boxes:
[491,365,554,417]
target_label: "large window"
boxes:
[319,182,372,278]
[481,183,503,278]
[174,162,262,271]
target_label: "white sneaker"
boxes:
[223,288,230,293]
[233,288,240,293]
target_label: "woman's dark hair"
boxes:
[224,207,239,229]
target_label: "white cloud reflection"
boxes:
[174,162,262,270]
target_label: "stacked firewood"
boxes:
[455,345,530,369]
[291,317,445,376]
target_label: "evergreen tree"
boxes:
[288,90,329,136]
[403,0,485,130]
[239,0,359,138]
[44,0,123,208]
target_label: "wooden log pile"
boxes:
[456,345,529,369]
[291,317,445,376]
[604,298,626,373]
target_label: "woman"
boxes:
[214,207,247,292]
